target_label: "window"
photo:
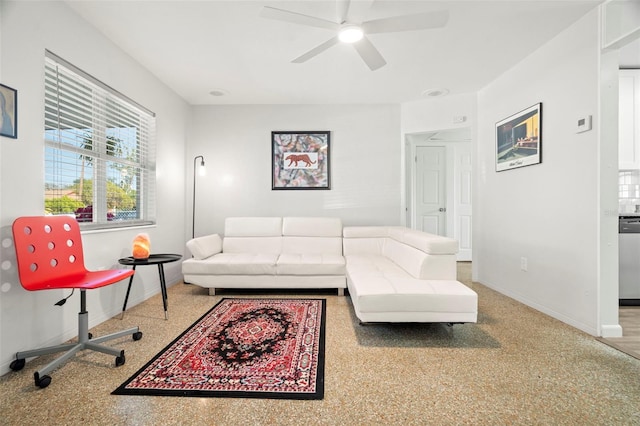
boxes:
[44,50,156,230]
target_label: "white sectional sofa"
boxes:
[182,217,478,324]
[182,217,346,295]
[343,226,478,324]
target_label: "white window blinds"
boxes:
[44,50,156,229]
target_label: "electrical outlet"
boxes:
[520,257,528,272]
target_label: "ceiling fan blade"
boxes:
[337,0,350,23]
[345,0,374,23]
[353,36,386,71]
[362,10,449,34]
[260,6,340,31]
[292,36,340,63]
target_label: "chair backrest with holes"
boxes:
[12,216,87,291]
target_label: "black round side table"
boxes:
[118,253,182,320]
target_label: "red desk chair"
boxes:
[10,216,143,388]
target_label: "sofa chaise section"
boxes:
[343,226,478,324]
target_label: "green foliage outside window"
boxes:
[45,180,136,215]
[45,196,84,215]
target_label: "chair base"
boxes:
[11,291,142,388]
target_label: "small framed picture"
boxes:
[496,103,542,172]
[0,83,17,139]
[272,131,330,190]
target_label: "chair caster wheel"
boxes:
[34,373,51,388]
[115,351,126,367]
[132,331,143,341]
[10,358,25,371]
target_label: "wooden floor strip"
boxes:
[598,307,640,359]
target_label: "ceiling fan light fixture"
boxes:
[338,25,363,43]
[261,4,449,71]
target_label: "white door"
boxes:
[454,145,473,261]
[415,146,446,235]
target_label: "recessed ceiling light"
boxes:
[422,88,449,98]
[338,25,364,43]
[209,89,228,97]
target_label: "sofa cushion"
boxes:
[345,255,477,315]
[343,226,458,257]
[351,278,477,316]
[225,217,282,237]
[223,237,282,254]
[388,227,458,255]
[343,238,385,256]
[277,253,345,275]
[183,253,279,275]
[382,238,428,279]
[345,255,406,281]
[186,234,222,260]
[342,226,389,239]
[282,217,342,237]
[282,236,343,255]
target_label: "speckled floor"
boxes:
[1,263,639,425]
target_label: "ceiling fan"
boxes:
[260,0,449,71]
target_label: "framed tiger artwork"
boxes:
[271,131,330,190]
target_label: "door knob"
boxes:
[439,207,447,212]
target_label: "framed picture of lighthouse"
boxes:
[496,103,542,172]
[271,131,330,190]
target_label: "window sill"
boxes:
[80,221,156,234]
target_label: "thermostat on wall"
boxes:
[576,115,592,133]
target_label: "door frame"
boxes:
[405,127,472,260]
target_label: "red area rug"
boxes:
[113,298,325,399]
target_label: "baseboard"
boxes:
[600,324,623,338]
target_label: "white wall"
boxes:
[0,1,190,374]
[401,93,477,136]
[188,104,402,236]
[474,8,619,336]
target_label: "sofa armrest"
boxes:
[186,234,223,260]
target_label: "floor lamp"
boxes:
[192,155,206,239]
